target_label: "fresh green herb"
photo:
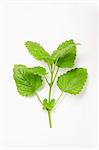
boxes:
[13,39,88,128]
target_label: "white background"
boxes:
[0,0,98,149]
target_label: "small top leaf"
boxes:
[51,40,77,68]
[13,64,43,96]
[25,41,53,64]
[57,68,87,95]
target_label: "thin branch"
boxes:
[53,58,58,72]
[48,64,52,74]
[54,92,63,106]
[52,67,59,83]
[44,76,49,85]
[35,92,43,105]
[53,64,56,73]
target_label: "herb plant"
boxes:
[13,40,88,128]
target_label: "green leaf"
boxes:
[25,41,53,64]
[13,64,42,96]
[43,99,55,111]
[51,40,77,68]
[28,66,47,76]
[57,68,87,95]
[13,64,46,76]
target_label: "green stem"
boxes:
[47,65,54,128]
[47,64,58,128]
[35,92,43,105]
[48,111,52,128]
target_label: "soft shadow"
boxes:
[53,76,89,111]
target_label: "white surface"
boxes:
[0,1,98,149]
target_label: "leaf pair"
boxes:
[14,40,87,96]
[13,65,46,96]
[25,40,76,68]
[43,99,55,111]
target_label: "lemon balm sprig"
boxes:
[13,40,87,128]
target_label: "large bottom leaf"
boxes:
[13,65,42,96]
[57,68,87,95]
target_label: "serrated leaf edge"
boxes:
[13,65,43,96]
[57,68,88,95]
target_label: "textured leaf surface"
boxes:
[13,65,42,96]
[51,40,76,68]
[13,65,46,76]
[28,66,46,76]
[25,41,53,64]
[57,68,87,95]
